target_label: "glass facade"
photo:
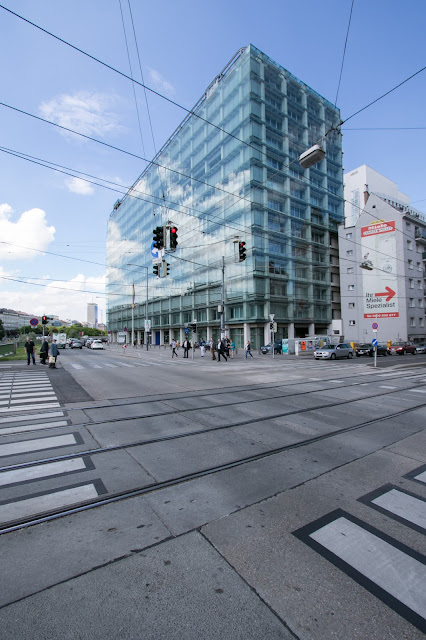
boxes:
[106,45,343,346]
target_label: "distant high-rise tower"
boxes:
[87,303,98,328]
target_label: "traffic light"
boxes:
[153,264,160,277]
[191,323,197,333]
[238,241,246,262]
[165,262,170,276]
[42,315,48,325]
[270,322,274,331]
[153,226,164,249]
[170,227,178,250]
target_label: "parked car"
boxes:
[314,343,354,360]
[260,342,282,355]
[70,340,83,349]
[414,344,426,354]
[388,341,417,355]
[370,344,388,357]
[90,340,104,350]
[355,344,371,357]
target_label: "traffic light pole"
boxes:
[220,256,225,340]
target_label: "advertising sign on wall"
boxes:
[361,220,399,319]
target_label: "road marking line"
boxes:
[0,411,64,424]
[379,385,397,389]
[0,457,86,487]
[10,396,57,405]
[0,483,100,524]
[307,515,426,623]
[0,420,69,436]
[414,471,426,484]
[408,389,426,394]
[103,363,118,368]
[0,433,77,457]
[11,392,55,399]
[71,364,84,369]
[0,402,60,413]
[371,489,426,530]
[120,362,135,367]
[89,364,103,369]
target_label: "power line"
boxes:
[333,0,355,108]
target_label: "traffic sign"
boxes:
[30,318,39,327]
[372,338,378,347]
[184,328,189,335]
[372,322,379,330]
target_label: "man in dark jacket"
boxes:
[217,339,228,362]
[40,339,49,365]
[25,337,36,365]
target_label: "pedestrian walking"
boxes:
[49,339,59,368]
[210,337,216,360]
[230,340,235,358]
[200,338,205,357]
[25,337,36,365]
[183,338,190,358]
[245,340,253,358]
[217,339,228,362]
[171,339,178,358]
[40,338,49,365]
[225,337,231,358]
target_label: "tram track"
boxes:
[1,391,425,535]
[1,365,425,430]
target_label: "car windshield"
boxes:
[358,344,370,348]
[318,346,334,350]
[392,342,404,346]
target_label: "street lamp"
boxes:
[127,264,149,351]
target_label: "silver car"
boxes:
[314,343,354,360]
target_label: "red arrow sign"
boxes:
[375,286,395,302]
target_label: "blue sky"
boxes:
[1,0,425,323]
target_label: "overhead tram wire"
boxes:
[118,0,146,160]
[4,3,425,186]
[331,0,355,130]
[1,144,420,277]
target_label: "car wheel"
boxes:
[348,352,353,359]
[356,354,360,357]
[412,349,416,355]
[330,353,336,360]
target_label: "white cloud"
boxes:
[66,177,94,195]
[39,91,124,139]
[0,273,107,324]
[148,69,175,96]
[0,203,55,260]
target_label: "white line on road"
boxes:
[0,402,60,413]
[414,470,426,484]
[11,391,55,399]
[0,483,100,524]
[0,420,69,436]
[408,389,426,394]
[0,411,64,424]
[0,433,77,457]
[379,385,397,389]
[372,489,426,530]
[10,395,57,405]
[103,363,118,368]
[71,364,84,369]
[309,516,426,620]
[0,456,85,486]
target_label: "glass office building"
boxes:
[106,44,344,348]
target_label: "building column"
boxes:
[288,323,295,339]
[264,322,270,345]
[308,323,315,336]
[244,323,250,345]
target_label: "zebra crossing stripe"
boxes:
[0,420,69,436]
[0,433,78,457]
[0,480,106,525]
[0,403,60,413]
[0,456,88,487]
[0,411,65,424]
[293,510,426,633]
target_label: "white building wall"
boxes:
[339,194,425,344]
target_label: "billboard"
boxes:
[361,221,398,319]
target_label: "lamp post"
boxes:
[127,264,149,351]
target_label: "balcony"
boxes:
[415,228,426,244]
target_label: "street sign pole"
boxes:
[270,314,275,360]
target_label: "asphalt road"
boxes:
[0,347,425,639]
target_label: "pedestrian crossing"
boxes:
[294,465,426,632]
